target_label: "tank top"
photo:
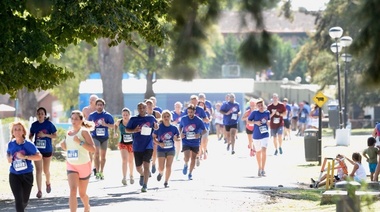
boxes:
[65,129,90,165]
[119,119,133,144]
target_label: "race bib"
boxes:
[301,113,306,118]
[123,134,133,142]
[259,125,268,134]
[163,140,174,149]
[35,139,46,149]
[186,132,196,140]
[67,150,79,161]
[231,114,237,120]
[13,159,27,172]
[96,128,106,136]
[273,117,280,124]
[141,126,152,136]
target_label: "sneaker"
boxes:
[46,183,51,193]
[130,176,135,184]
[164,182,169,188]
[182,164,188,175]
[95,172,100,179]
[279,147,283,154]
[122,178,127,186]
[196,157,200,167]
[99,172,104,180]
[261,170,266,177]
[250,149,256,157]
[157,173,162,182]
[36,191,42,199]
[141,185,147,193]
[274,149,278,156]
[188,173,193,180]
[231,150,235,155]
[139,176,144,186]
[311,178,316,184]
[152,164,156,174]
[227,143,231,151]
[93,168,97,176]
[258,170,262,177]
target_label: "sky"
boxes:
[290,0,330,11]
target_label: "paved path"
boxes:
[0,131,371,211]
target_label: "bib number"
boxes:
[273,117,280,124]
[13,159,27,172]
[35,139,46,149]
[259,125,268,134]
[163,140,174,149]
[67,150,79,161]
[123,134,132,142]
[141,126,152,136]
[231,114,237,120]
[186,132,196,140]
[96,128,106,136]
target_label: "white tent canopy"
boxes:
[0,104,15,112]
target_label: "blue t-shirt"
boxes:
[179,115,205,147]
[7,140,39,175]
[153,123,180,152]
[171,110,185,125]
[88,111,114,139]
[285,104,292,120]
[299,108,309,123]
[126,114,157,152]
[248,110,270,139]
[220,101,240,126]
[154,106,163,113]
[30,120,57,153]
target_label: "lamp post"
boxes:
[329,26,344,129]
[340,36,353,128]
[295,76,301,103]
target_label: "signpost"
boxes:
[312,92,328,165]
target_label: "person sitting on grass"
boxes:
[345,152,367,183]
[311,154,348,188]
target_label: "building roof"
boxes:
[218,10,316,34]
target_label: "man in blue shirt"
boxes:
[126,102,158,192]
[220,93,240,154]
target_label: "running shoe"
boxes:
[141,185,147,193]
[152,164,156,174]
[261,170,266,177]
[274,149,278,156]
[99,172,104,180]
[164,182,169,188]
[157,173,162,181]
[36,191,42,199]
[46,183,51,193]
[196,157,200,167]
[182,164,188,175]
[227,143,231,151]
[188,173,193,180]
[258,170,262,177]
[279,147,283,154]
[231,150,235,155]
[95,172,100,179]
[93,168,97,176]
[122,178,127,186]
[139,176,144,186]
[130,176,135,184]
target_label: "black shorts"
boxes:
[41,152,53,158]
[134,149,153,167]
[182,145,200,154]
[225,123,238,132]
[284,119,290,129]
[245,128,253,135]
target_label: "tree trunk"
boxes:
[98,38,124,115]
[17,88,37,119]
[144,46,156,99]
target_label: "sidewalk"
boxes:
[0,131,371,211]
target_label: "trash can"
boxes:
[304,128,319,161]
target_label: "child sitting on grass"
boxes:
[345,152,367,183]
[311,154,348,188]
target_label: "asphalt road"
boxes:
[0,131,370,211]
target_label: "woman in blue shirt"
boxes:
[153,110,180,188]
[7,121,42,212]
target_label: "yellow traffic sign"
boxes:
[313,92,328,108]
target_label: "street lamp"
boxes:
[329,26,344,129]
[340,36,353,129]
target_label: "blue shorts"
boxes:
[270,126,283,136]
[369,163,377,173]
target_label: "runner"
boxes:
[146,99,162,175]
[282,98,292,140]
[171,101,184,161]
[267,93,286,155]
[153,110,180,188]
[213,102,224,141]
[125,102,159,192]
[180,104,206,180]
[8,121,42,212]
[82,94,98,119]
[242,98,257,157]
[60,110,96,212]
[29,107,57,199]
[149,96,163,113]
[220,93,241,154]
[87,98,114,180]
[114,108,135,186]
[248,98,270,177]
[198,101,212,160]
